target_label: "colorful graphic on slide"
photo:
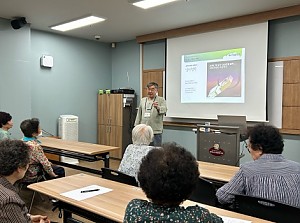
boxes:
[181,48,245,103]
[207,60,242,98]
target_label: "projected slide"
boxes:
[181,48,245,103]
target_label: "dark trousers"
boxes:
[149,133,162,147]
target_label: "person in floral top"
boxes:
[124,142,223,223]
[118,124,156,179]
[20,118,65,182]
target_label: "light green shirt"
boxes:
[0,128,11,140]
[135,96,167,134]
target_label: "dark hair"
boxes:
[20,118,40,137]
[147,82,158,89]
[0,140,30,176]
[0,111,12,128]
[248,124,284,154]
[138,142,199,205]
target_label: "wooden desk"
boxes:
[28,174,272,223]
[198,161,239,184]
[40,137,119,175]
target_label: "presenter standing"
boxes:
[135,82,167,146]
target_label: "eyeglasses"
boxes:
[245,142,250,153]
[147,87,157,92]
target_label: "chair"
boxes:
[188,177,217,206]
[234,194,300,223]
[101,167,138,187]
[18,170,47,212]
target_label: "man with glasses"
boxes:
[216,124,300,208]
[135,82,167,146]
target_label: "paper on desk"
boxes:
[60,185,112,201]
[220,216,251,223]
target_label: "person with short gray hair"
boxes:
[135,82,167,146]
[118,124,156,179]
[132,123,153,145]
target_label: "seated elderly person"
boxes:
[124,142,223,222]
[0,111,13,140]
[216,124,300,208]
[118,124,155,179]
[0,140,50,222]
[20,118,65,182]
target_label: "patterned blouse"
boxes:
[22,137,54,182]
[118,144,156,179]
[123,199,223,223]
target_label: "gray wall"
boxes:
[268,15,300,58]
[143,40,165,70]
[111,40,141,102]
[30,30,112,143]
[0,19,31,139]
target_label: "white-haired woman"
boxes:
[118,124,156,179]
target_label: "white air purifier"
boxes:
[58,115,79,164]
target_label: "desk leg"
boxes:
[104,153,110,168]
[101,152,110,168]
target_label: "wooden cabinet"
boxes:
[282,59,300,134]
[98,94,135,159]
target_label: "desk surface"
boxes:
[40,137,119,155]
[198,161,239,182]
[29,174,271,223]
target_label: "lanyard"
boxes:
[145,96,157,111]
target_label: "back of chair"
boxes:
[234,194,300,223]
[101,168,138,187]
[189,177,217,206]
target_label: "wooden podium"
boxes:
[197,124,241,166]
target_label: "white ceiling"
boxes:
[1,0,300,43]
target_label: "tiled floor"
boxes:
[19,159,121,223]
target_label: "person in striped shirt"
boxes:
[216,124,300,208]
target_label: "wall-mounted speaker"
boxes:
[40,55,54,68]
[11,17,27,30]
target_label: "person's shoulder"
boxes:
[185,205,223,222]
[286,159,300,169]
[125,144,134,151]
[127,199,148,208]
[157,96,166,100]
[0,184,18,202]
[185,204,208,212]
[25,140,40,148]
[125,144,142,153]
[0,129,8,139]
[144,145,157,152]
[240,160,256,169]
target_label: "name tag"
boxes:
[144,112,151,118]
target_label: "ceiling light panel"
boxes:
[51,16,105,32]
[131,0,178,9]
